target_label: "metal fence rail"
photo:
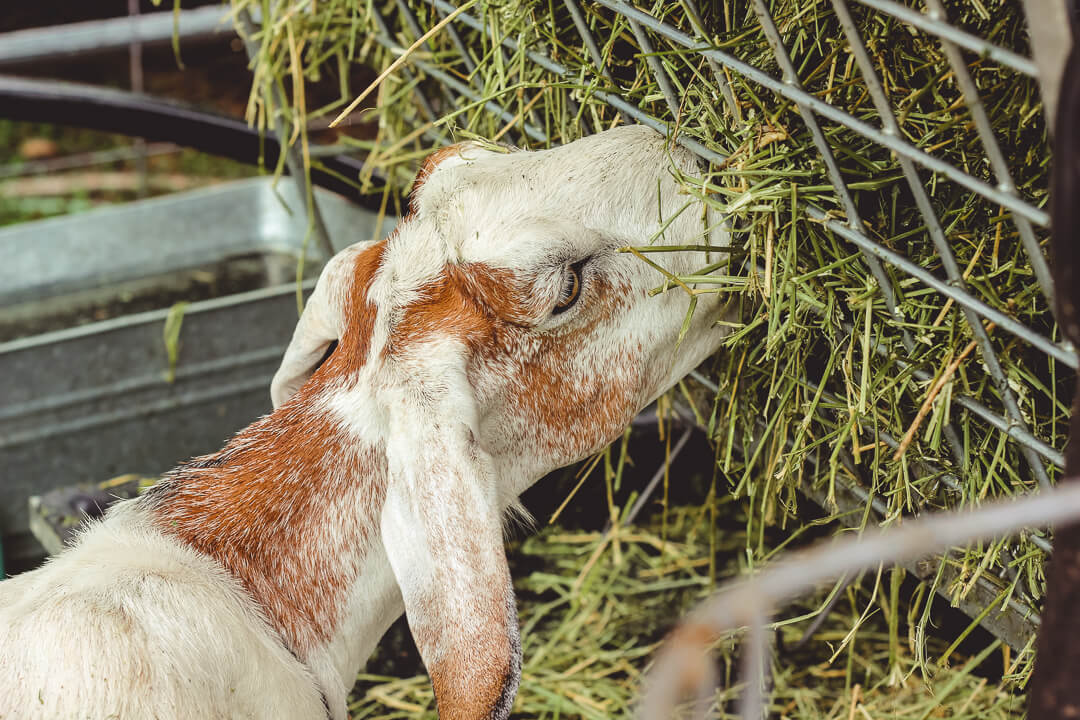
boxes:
[350,0,1067,653]
[1,0,1064,708]
[188,0,1064,683]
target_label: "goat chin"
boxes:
[0,502,328,720]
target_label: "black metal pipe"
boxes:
[0,75,377,208]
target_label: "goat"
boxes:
[0,125,730,720]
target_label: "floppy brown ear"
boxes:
[380,364,521,720]
[270,246,364,409]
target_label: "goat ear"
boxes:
[380,371,521,720]
[270,248,357,409]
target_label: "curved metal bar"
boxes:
[592,0,1051,227]
[829,0,1053,489]
[921,0,1055,306]
[641,482,1080,719]
[0,75,375,205]
[853,0,1039,77]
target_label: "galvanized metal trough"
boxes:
[0,177,392,568]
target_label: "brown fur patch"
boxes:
[148,241,388,656]
[425,598,514,720]
[389,262,539,353]
[503,273,641,460]
[391,257,641,463]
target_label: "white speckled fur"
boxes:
[0,503,326,719]
[0,126,731,720]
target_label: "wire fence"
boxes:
[0,0,1070,712]
[227,0,1072,701]
[318,0,1067,649]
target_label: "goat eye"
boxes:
[553,260,586,314]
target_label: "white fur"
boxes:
[0,126,732,720]
[0,504,326,719]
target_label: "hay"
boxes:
[228,0,1060,694]
[349,496,1027,717]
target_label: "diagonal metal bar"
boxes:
[750,0,915,356]
[563,0,613,83]
[446,0,547,138]
[591,0,1050,227]
[879,342,1066,468]
[853,0,1039,77]
[626,16,682,119]
[621,426,694,528]
[485,11,549,138]
[921,0,1055,307]
[562,0,616,132]
[809,205,1076,369]
[561,0,613,133]
[423,0,728,164]
[432,3,479,78]
[829,0,1054,489]
[681,0,741,121]
[442,0,577,139]
[369,8,440,124]
[792,286,1063,469]
[394,0,461,113]
[370,31,550,143]
[512,10,587,138]
[402,0,549,144]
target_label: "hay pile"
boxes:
[228,0,1061,697]
[350,496,1027,717]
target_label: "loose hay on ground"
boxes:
[349,498,1026,718]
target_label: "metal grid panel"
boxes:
[361,0,1064,647]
